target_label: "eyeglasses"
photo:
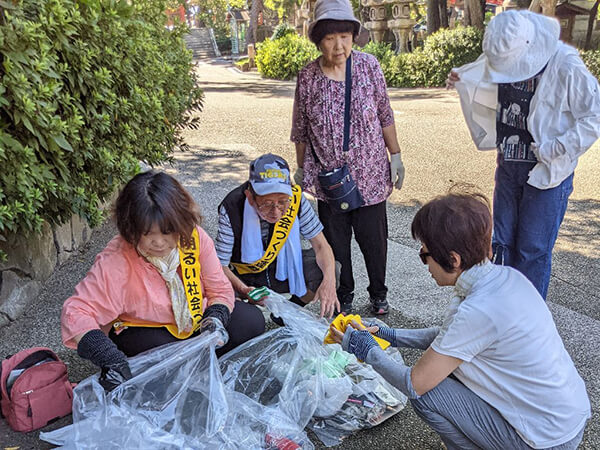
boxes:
[254,198,290,213]
[419,249,431,265]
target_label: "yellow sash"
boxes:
[113,228,204,339]
[231,185,301,275]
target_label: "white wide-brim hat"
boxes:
[483,10,560,83]
[307,0,361,43]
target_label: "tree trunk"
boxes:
[464,0,484,29]
[439,0,449,29]
[247,0,264,46]
[585,0,600,50]
[427,0,441,34]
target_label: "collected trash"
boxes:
[220,291,407,447]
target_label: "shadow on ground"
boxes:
[198,79,295,99]
[550,198,600,320]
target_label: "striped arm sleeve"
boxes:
[215,206,235,266]
[298,195,323,240]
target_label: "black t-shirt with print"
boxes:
[496,70,544,162]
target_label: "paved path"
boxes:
[1,59,598,449]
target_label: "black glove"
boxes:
[99,362,133,392]
[201,303,231,331]
[196,304,231,348]
[77,329,132,391]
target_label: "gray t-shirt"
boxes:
[432,262,590,448]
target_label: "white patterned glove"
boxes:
[293,167,304,186]
[390,153,405,190]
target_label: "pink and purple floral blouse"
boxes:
[291,50,394,206]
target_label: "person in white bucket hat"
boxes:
[447,10,600,300]
[291,0,405,316]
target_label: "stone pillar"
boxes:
[296,0,316,38]
[386,0,416,53]
[362,0,388,43]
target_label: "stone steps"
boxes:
[184,28,216,59]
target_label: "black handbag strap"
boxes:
[310,54,352,167]
[342,53,352,152]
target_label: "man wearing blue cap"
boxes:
[215,154,340,320]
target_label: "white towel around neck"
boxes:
[241,199,306,297]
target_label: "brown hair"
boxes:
[115,171,201,248]
[411,187,492,272]
[309,19,358,45]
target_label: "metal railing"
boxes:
[208,28,222,58]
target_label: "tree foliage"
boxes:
[263,0,300,21]
[0,0,203,252]
[195,0,245,37]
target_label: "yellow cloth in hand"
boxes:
[324,313,390,350]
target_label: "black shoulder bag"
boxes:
[311,55,364,214]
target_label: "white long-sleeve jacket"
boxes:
[454,42,600,189]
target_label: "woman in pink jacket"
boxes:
[61,171,265,391]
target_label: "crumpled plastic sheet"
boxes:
[40,324,313,449]
[41,291,406,449]
[220,292,408,447]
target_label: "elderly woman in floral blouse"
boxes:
[291,0,405,315]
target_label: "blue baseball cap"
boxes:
[249,154,292,196]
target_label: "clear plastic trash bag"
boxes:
[40,324,312,449]
[220,291,408,447]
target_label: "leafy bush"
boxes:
[581,50,600,81]
[255,33,320,80]
[363,26,483,88]
[388,50,429,88]
[0,0,203,249]
[420,26,483,86]
[215,34,232,53]
[235,57,250,67]
[254,26,482,86]
[271,22,296,41]
[362,41,397,84]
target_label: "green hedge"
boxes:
[255,33,320,80]
[256,26,482,86]
[215,34,233,53]
[0,0,203,249]
[255,27,600,87]
[363,27,483,87]
[361,41,397,83]
[418,26,483,86]
[581,50,600,81]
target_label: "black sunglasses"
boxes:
[419,249,431,265]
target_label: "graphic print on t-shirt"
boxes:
[496,74,543,162]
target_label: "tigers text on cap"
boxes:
[249,154,293,196]
[483,10,559,83]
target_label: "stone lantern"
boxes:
[361,0,388,43]
[296,0,316,38]
[386,0,416,53]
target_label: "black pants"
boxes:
[318,200,388,302]
[109,301,265,358]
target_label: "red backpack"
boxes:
[0,347,73,432]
